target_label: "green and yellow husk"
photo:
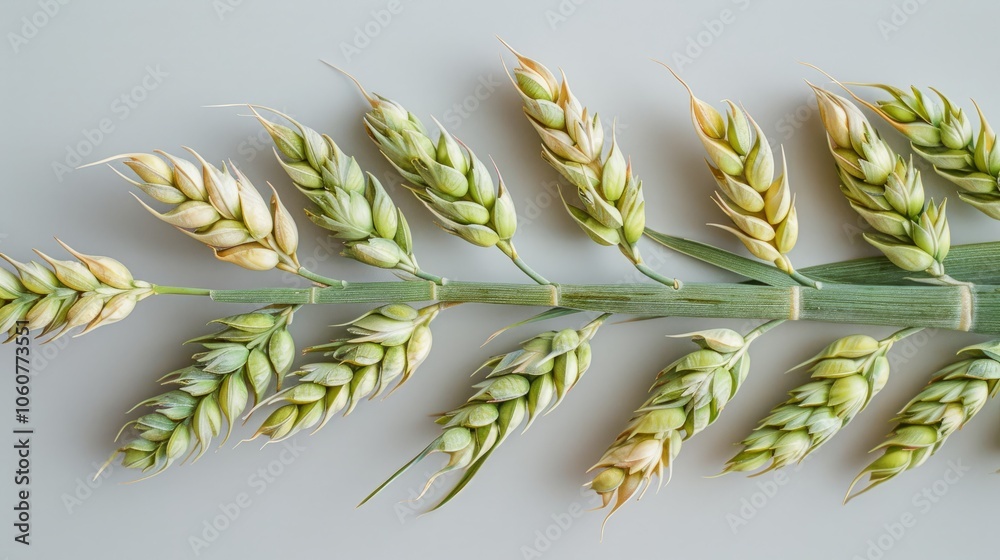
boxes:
[0,241,151,340]
[810,85,950,278]
[333,68,547,284]
[664,67,812,287]
[360,315,607,510]
[105,305,297,476]
[246,303,442,442]
[852,83,1000,220]
[502,42,676,288]
[93,151,302,273]
[247,106,435,279]
[588,322,778,527]
[725,328,919,474]
[847,340,1000,500]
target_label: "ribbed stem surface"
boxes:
[201,281,999,334]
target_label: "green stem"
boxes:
[497,240,550,285]
[296,267,346,288]
[511,256,550,285]
[151,285,211,296]
[185,280,1000,335]
[804,243,1000,285]
[788,270,822,289]
[887,326,924,342]
[643,228,1000,287]
[726,319,785,363]
[412,269,444,284]
[745,319,785,342]
[635,263,681,289]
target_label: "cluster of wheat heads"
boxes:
[4,41,1000,531]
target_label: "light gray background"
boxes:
[3,1,999,558]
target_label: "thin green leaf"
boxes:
[643,228,796,287]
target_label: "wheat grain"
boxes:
[104,305,296,476]
[328,66,548,284]
[245,106,442,280]
[850,84,1000,220]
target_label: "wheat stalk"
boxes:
[104,305,296,477]
[12,50,1000,525]
[89,151,301,274]
[846,339,1000,500]
[245,303,442,443]
[845,83,1000,220]
[360,314,607,510]
[587,321,779,528]
[724,328,919,475]
[0,241,150,340]
[500,41,678,289]
[660,67,816,288]
[809,85,951,279]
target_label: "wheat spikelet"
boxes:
[104,305,296,476]
[92,151,301,273]
[724,329,917,475]
[361,315,607,510]
[662,67,809,285]
[809,85,950,277]
[500,42,679,288]
[247,106,435,277]
[328,66,547,284]
[245,303,441,442]
[846,340,1000,500]
[0,240,151,340]
[587,323,777,528]
[850,84,1000,220]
